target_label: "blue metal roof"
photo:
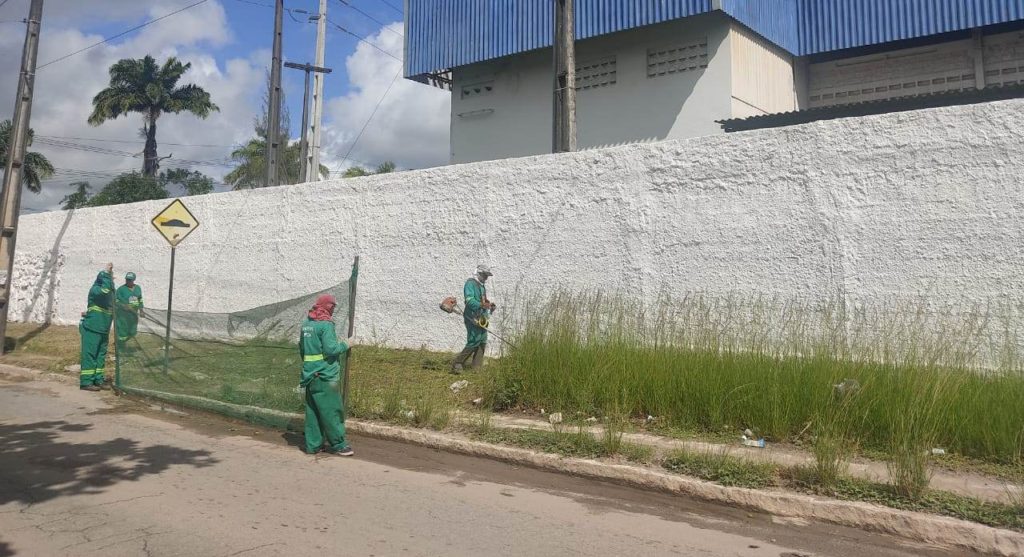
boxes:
[405,0,1024,79]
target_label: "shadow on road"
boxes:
[0,540,12,557]
[0,420,218,507]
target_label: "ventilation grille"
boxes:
[460,81,494,99]
[647,40,708,78]
[575,57,617,90]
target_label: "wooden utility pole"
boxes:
[266,0,284,187]
[0,0,44,349]
[553,0,577,153]
[284,62,332,183]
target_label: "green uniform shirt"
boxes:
[463,278,489,325]
[116,284,143,313]
[82,271,114,334]
[299,317,348,386]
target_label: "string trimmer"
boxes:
[439,296,516,348]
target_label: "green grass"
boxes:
[487,292,1024,467]
[469,426,653,463]
[662,448,778,488]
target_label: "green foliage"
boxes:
[488,293,1024,465]
[161,168,214,196]
[60,182,91,210]
[0,119,54,193]
[87,172,169,207]
[88,55,218,176]
[341,160,397,179]
[663,448,779,488]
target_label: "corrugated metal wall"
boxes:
[798,0,1024,54]
[721,0,801,54]
[405,0,1024,79]
[405,0,713,77]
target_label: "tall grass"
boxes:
[489,292,1024,469]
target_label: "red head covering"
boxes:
[308,294,337,321]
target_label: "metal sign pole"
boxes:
[163,246,176,373]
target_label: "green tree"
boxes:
[0,119,55,193]
[60,181,91,209]
[161,168,214,196]
[341,161,396,178]
[342,166,370,178]
[88,56,219,177]
[226,72,327,189]
[88,172,169,207]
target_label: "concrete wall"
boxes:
[10,99,1024,356]
[450,13,734,163]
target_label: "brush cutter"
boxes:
[439,296,516,348]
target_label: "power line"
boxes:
[36,0,210,70]
[0,0,13,10]
[334,0,402,37]
[374,0,402,15]
[325,17,401,61]
[36,134,243,148]
[336,70,399,170]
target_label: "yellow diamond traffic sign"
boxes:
[151,199,200,247]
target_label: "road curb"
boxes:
[2,363,1021,556]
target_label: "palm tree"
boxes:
[60,182,91,210]
[225,138,328,189]
[0,119,54,193]
[88,55,218,177]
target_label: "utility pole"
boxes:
[309,0,328,180]
[0,0,43,349]
[553,0,577,153]
[285,62,332,183]
[266,0,284,187]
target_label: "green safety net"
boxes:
[114,260,358,422]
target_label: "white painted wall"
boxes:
[450,13,734,163]
[11,99,1024,359]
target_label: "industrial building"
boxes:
[404,0,1024,164]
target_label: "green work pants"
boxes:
[304,376,347,453]
[79,323,108,386]
[452,320,487,369]
[116,312,139,342]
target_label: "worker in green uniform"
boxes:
[451,265,495,374]
[80,263,115,391]
[299,294,353,456]
[115,272,144,347]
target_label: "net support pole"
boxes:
[163,246,176,374]
[342,255,359,413]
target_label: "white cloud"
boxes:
[320,22,450,173]
[0,1,260,211]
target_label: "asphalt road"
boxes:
[0,374,961,556]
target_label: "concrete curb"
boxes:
[2,364,1021,556]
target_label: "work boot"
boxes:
[328,445,354,457]
[449,363,463,375]
[97,383,111,391]
[80,385,101,392]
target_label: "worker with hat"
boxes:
[115,271,144,348]
[79,263,115,391]
[299,294,353,456]
[451,265,496,374]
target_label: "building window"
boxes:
[461,80,494,99]
[647,40,708,78]
[575,57,617,90]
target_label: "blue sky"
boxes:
[0,0,450,211]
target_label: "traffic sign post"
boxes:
[151,199,200,373]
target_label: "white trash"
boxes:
[548,412,563,425]
[741,435,766,448]
[472,398,483,406]
[931,448,946,455]
[449,380,469,393]
[64,364,81,373]
[585,417,598,424]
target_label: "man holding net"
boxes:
[299,294,354,456]
[79,263,115,391]
[115,272,144,349]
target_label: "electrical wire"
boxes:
[36,134,243,148]
[0,0,13,10]
[374,0,402,15]
[36,0,210,70]
[334,0,402,37]
[325,17,401,60]
[336,70,399,170]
